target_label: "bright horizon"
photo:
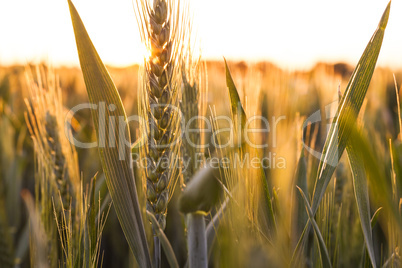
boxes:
[0,0,401,70]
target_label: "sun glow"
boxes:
[0,0,401,69]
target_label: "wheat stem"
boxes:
[187,213,207,268]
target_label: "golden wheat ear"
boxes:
[24,65,84,266]
[25,66,80,212]
[135,0,190,231]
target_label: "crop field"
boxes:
[0,0,401,268]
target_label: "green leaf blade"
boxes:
[224,59,277,236]
[311,1,391,215]
[293,150,308,247]
[224,58,247,129]
[346,128,376,268]
[67,1,151,267]
[297,186,332,268]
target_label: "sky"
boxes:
[0,0,401,69]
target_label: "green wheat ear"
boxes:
[135,0,188,230]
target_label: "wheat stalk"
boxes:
[24,66,76,266]
[25,66,80,206]
[25,65,109,267]
[181,54,205,184]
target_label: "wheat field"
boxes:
[0,1,401,267]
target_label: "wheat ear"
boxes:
[25,66,80,212]
[135,0,188,230]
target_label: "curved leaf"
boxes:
[179,161,221,214]
[67,1,151,267]
[146,211,179,268]
[371,207,382,228]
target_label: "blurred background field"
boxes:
[0,60,401,267]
